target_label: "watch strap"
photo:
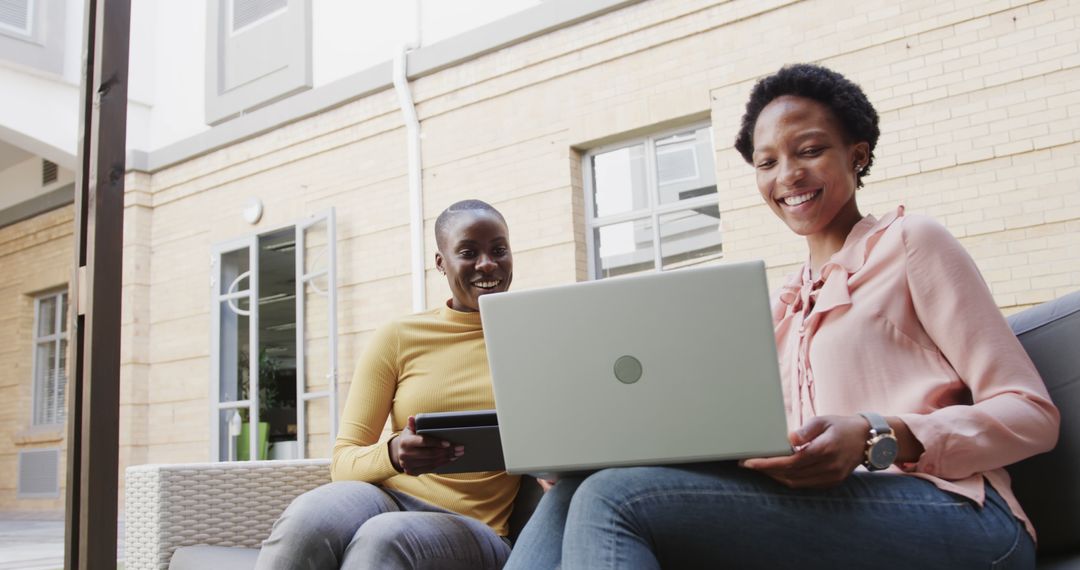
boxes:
[858,412,892,436]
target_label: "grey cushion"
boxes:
[1007,290,1080,557]
[1037,554,1080,570]
[166,477,544,567]
[508,476,544,543]
[169,545,259,570]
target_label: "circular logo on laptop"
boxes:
[613,355,643,384]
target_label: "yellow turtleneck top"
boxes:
[331,303,521,536]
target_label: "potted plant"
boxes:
[236,348,281,460]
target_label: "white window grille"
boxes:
[31,290,67,426]
[583,123,722,279]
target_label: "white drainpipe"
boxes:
[393,1,425,312]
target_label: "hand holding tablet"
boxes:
[413,410,506,474]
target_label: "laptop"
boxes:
[478,260,792,475]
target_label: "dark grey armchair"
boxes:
[1006,290,1080,569]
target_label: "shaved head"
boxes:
[434,200,507,251]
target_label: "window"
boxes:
[32,290,67,426]
[0,0,64,76]
[583,124,722,279]
[206,0,312,124]
[0,0,32,37]
[210,210,339,462]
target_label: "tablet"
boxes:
[414,409,498,430]
[414,410,505,474]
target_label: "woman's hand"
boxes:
[537,477,556,492]
[741,414,869,488]
[388,416,464,475]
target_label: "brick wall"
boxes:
[3,0,1074,493]
[123,0,1080,468]
[0,206,73,511]
[708,0,1080,312]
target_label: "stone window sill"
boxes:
[13,426,65,445]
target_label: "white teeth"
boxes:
[474,280,499,289]
[782,190,819,206]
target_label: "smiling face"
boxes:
[435,210,513,312]
[752,95,869,243]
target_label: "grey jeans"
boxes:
[254,481,511,570]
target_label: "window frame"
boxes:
[0,0,65,76]
[0,0,34,38]
[30,289,67,427]
[582,121,720,280]
[208,209,339,462]
[205,0,313,125]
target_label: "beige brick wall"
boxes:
[4,0,1078,510]
[126,0,1080,470]
[708,0,1080,313]
[0,206,73,511]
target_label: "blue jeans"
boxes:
[506,463,1033,570]
[255,481,510,570]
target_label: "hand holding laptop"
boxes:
[741,414,868,489]
[389,416,465,475]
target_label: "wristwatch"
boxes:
[858,412,899,471]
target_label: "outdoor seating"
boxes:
[123,458,542,570]
[122,291,1079,570]
[1005,289,1080,569]
[124,458,329,569]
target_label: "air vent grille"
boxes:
[0,0,30,34]
[42,159,57,185]
[18,448,59,498]
[232,0,285,31]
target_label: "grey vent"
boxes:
[42,159,57,185]
[0,0,30,33]
[18,448,59,498]
[232,0,286,31]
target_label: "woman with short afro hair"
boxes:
[504,64,1058,570]
[734,63,880,188]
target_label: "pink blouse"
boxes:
[772,206,1060,540]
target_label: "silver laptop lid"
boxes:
[479,260,791,475]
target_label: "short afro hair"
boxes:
[434,199,507,250]
[734,64,880,188]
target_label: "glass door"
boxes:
[210,236,259,461]
[210,210,339,461]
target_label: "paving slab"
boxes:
[0,512,123,570]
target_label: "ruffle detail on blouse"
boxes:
[777,206,906,316]
[775,205,906,424]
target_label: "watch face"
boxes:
[868,436,899,469]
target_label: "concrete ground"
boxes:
[0,512,123,570]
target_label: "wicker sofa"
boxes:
[124,291,1080,569]
[124,459,331,569]
[124,458,543,570]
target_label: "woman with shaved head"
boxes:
[256,200,518,570]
